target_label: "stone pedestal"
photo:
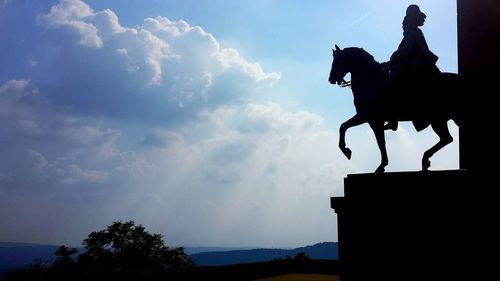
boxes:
[331,170,493,280]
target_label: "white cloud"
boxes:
[0,75,347,246]
[56,164,109,185]
[31,0,280,113]
[0,79,32,95]
[0,79,39,108]
[0,0,459,248]
[126,103,352,246]
[28,149,48,169]
[0,0,284,246]
[37,0,103,48]
[216,48,282,83]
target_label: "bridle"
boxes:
[339,71,376,89]
[339,79,351,88]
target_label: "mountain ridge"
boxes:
[0,241,338,276]
[190,242,338,266]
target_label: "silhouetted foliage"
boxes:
[294,251,310,261]
[5,259,49,281]
[45,245,79,280]
[53,245,78,268]
[3,221,193,280]
[78,221,193,272]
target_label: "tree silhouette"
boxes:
[294,251,311,261]
[5,221,194,280]
[77,221,193,272]
[48,245,79,280]
[54,245,78,265]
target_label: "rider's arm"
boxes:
[390,30,416,64]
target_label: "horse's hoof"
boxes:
[341,147,352,160]
[374,166,385,173]
[422,159,431,171]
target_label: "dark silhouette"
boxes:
[78,221,193,271]
[54,245,78,264]
[331,170,475,281]
[383,4,440,131]
[330,1,499,281]
[3,221,193,281]
[49,245,79,280]
[52,245,78,270]
[4,259,339,281]
[328,45,465,173]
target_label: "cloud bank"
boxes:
[0,0,458,247]
[0,0,348,247]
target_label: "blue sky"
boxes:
[0,0,458,248]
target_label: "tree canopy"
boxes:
[5,221,193,280]
[78,221,193,271]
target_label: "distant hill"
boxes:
[190,242,338,266]
[184,246,255,255]
[0,243,61,276]
[0,241,338,276]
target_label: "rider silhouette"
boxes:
[383,4,440,131]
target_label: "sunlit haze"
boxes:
[0,0,457,248]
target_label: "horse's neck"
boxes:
[351,62,382,82]
[350,68,371,82]
[350,61,385,96]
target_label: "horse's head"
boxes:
[328,45,349,85]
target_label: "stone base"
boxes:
[331,170,495,280]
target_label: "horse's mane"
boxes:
[344,47,380,69]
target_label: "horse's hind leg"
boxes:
[369,121,388,173]
[422,120,453,171]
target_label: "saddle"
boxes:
[382,71,441,131]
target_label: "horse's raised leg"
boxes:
[339,114,366,160]
[369,121,388,173]
[422,121,453,171]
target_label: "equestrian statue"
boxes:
[328,5,467,173]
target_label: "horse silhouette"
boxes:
[328,45,466,173]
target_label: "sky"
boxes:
[0,0,458,248]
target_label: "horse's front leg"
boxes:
[339,114,366,160]
[369,121,388,173]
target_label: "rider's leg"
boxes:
[384,74,399,131]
